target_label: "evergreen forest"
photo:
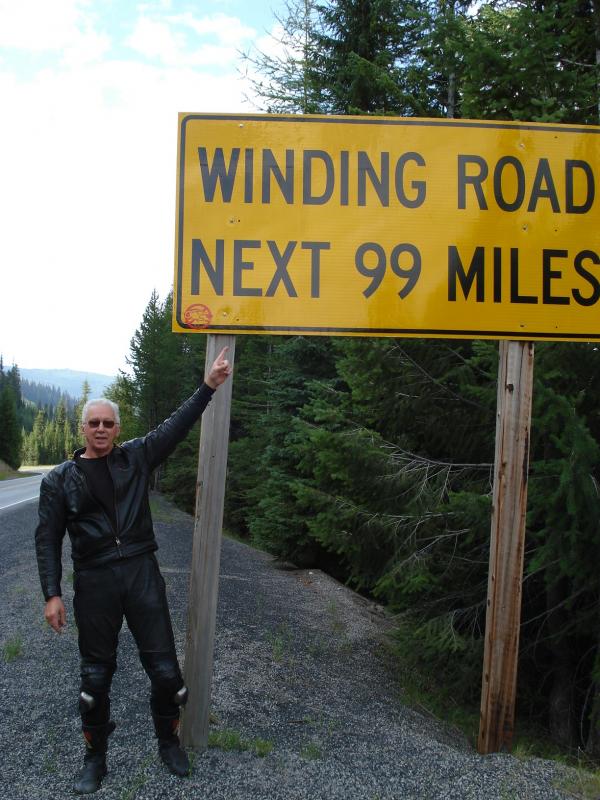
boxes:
[3,0,600,758]
[0,357,88,469]
[114,0,600,757]
[0,358,24,470]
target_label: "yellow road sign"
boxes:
[173,113,600,341]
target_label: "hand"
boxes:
[206,346,233,389]
[45,596,66,633]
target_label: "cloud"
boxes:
[125,10,257,68]
[172,11,256,45]
[0,1,264,373]
[125,16,186,62]
[0,0,103,51]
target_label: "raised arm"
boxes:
[142,346,233,470]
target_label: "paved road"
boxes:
[0,474,44,513]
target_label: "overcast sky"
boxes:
[0,0,285,377]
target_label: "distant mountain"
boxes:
[21,378,78,412]
[19,368,115,400]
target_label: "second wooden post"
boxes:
[180,333,236,749]
[478,339,535,753]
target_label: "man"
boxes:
[35,348,232,794]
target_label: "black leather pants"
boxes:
[73,552,184,725]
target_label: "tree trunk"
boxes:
[585,650,600,757]
[546,579,576,748]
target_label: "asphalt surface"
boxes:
[0,495,579,799]
[0,474,44,511]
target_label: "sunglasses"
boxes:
[86,419,117,429]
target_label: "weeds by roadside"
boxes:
[266,622,293,663]
[148,497,182,524]
[3,633,23,662]
[118,754,154,800]
[556,759,600,799]
[208,727,274,758]
[300,740,323,760]
[42,727,59,774]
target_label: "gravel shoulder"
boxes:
[0,495,580,800]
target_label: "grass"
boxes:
[222,527,271,554]
[42,728,59,774]
[383,626,600,797]
[0,469,31,480]
[327,599,347,635]
[208,728,245,751]
[3,633,23,662]
[118,755,154,799]
[558,764,600,799]
[326,599,353,654]
[306,634,327,659]
[266,622,292,663]
[302,713,337,734]
[148,496,182,524]
[254,738,274,757]
[208,727,274,758]
[300,740,323,760]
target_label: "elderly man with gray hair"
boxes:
[35,348,232,794]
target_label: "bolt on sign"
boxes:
[173,113,600,342]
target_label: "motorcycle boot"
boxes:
[152,713,190,777]
[73,720,116,794]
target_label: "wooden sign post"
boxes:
[180,333,236,749]
[478,340,534,753]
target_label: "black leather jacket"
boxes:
[35,384,214,601]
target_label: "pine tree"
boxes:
[461,0,600,124]
[0,385,22,469]
[242,0,323,113]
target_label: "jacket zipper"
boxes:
[106,458,123,557]
[77,459,122,558]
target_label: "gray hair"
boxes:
[81,398,121,425]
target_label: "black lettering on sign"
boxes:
[542,250,570,304]
[510,248,537,304]
[390,244,421,298]
[358,152,389,207]
[573,250,600,306]
[233,240,262,296]
[448,245,485,301]
[493,248,502,303]
[528,159,560,212]
[191,239,224,295]
[302,241,330,298]
[265,241,298,297]
[394,152,426,208]
[197,148,240,202]
[244,149,254,203]
[566,161,595,213]
[457,156,488,210]
[303,151,334,205]
[340,151,349,206]
[355,243,387,297]
[262,149,294,204]
[458,155,596,213]
[494,156,525,212]
[355,242,421,297]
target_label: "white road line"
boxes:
[0,496,39,510]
